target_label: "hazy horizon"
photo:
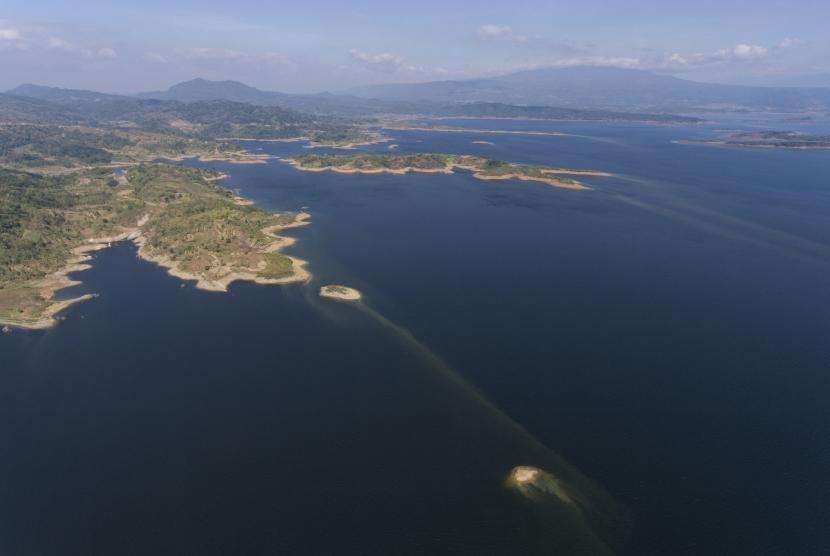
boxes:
[3,0,830,94]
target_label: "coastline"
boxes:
[472,171,588,190]
[319,284,362,301]
[381,125,567,137]
[282,158,453,175]
[2,204,312,330]
[284,158,602,190]
[220,135,391,150]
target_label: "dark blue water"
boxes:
[2,119,830,554]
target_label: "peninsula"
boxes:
[0,164,308,329]
[284,153,611,190]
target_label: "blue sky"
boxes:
[2,0,829,92]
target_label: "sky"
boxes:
[2,0,830,93]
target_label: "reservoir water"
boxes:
[2,119,829,554]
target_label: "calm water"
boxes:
[2,119,829,554]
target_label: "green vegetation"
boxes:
[292,152,454,171]
[0,164,301,326]
[0,125,129,167]
[288,153,604,189]
[717,131,830,148]
[0,124,251,170]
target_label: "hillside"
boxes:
[1,86,373,145]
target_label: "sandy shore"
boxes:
[319,284,362,301]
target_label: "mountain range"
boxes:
[6,66,830,127]
[347,66,830,113]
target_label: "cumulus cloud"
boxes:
[658,41,783,72]
[720,43,768,60]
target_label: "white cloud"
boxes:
[0,27,21,41]
[546,56,643,69]
[477,24,529,43]
[144,52,168,63]
[777,37,804,49]
[173,47,290,65]
[96,47,117,59]
[349,49,406,73]
[177,47,246,60]
[45,37,117,59]
[478,24,513,39]
[718,43,768,60]
[47,36,75,51]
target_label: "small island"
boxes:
[319,284,362,301]
[695,131,830,149]
[284,153,611,190]
[506,465,574,506]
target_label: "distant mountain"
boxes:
[8,84,126,104]
[0,85,335,140]
[5,79,701,125]
[432,102,700,123]
[138,78,290,105]
[138,78,403,115]
[136,78,698,121]
[348,66,830,113]
[754,73,830,88]
[0,93,86,124]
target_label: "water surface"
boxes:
[3,119,829,554]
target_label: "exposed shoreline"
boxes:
[319,284,362,301]
[1,204,312,330]
[283,157,607,190]
[134,212,311,293]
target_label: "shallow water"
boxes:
[2,119,830,554]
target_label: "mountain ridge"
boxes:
[347,66,830,113]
